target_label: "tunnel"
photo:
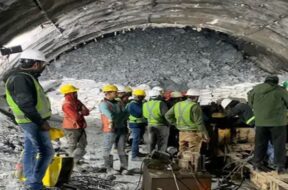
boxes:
[1,1,288,189]
[0,0,288,76]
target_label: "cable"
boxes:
[134,159,146,190]
[168,164,180,190]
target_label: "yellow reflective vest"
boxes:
[174,101,198,131]
[5,72,51,124]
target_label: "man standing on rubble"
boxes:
[165,89,209,157]
[248,76,288,174]
[143,89,169,153]
[4,49,54,190]
[60,84,89,169]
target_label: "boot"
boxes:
[105,155,119,175]
[119,155,129,175]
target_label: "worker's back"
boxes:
[248,83,288,126]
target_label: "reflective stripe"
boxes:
[246,116,255,125]
[5,72,51,124]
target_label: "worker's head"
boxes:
[124,86,133,97]
[133,89,146,101]
[19,49,48,75]
[117,85,126,98]
[152,86,164,97]
[221,98,233,110]
[102,84,118,100]
[60,84,79,98]
[185,88,201,101]
[264,75,279,85]
[148,89,161,99]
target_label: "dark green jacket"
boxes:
[248,83,288,126]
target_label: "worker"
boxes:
[165,88,209,157]
[126,89,147,161]
[221,98,254,127]
[99,84,124,174]
[60,84,89,168]
[167,91,184,148]
[143,89,169,153]
[248,76,288,174]
[152,86,164,96]
[114,85,130,174]
[4,49,54,190]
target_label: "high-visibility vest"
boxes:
[174,101,198,131]
[5,72,51,124]
[128,101,146,124]
[143,100,165,126]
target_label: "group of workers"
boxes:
[3,49,288,190]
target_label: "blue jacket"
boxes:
[127,100,147,128]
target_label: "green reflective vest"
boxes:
[143,100,165,126]
[128,101,146,124]
[5,72,51,124]
[174,101,198,131]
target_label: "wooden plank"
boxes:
[228,153,288,190]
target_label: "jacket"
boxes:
[62,94,89,129]
[4,70,50,126]
[248,83,288,126]
[126,99,147,128]
[99,98,121,132]
[226,102,255,126]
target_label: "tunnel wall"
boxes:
[0,0,288,73]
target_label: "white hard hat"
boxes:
[117,85,125,93]
[20,49,47,62]
[152,86,164,93]
[221,98,233,109]
[149,89,161,97]
[170,91,183,98]
[186,88,201,96]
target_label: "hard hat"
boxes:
[152,86,164,93]
[283,81,288,90]
[186,88,201,96]
[117,85,126,93]
[133,89,146,96]
[170,91,183,98]
[221,98,233,109]
[20,49,47,62]
[149,89,161,97]
[124,86,132,93]
[102,84,118,92]
[59,84,79,94]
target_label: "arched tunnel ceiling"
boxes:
[1,0,288,73]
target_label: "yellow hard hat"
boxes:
[133,89,146,96]
[124,86,132,93]
[102,84,118,92]
[60,84,79,94]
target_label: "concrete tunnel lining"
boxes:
[0,0,288,74]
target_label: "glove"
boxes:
[40,121,51,131]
